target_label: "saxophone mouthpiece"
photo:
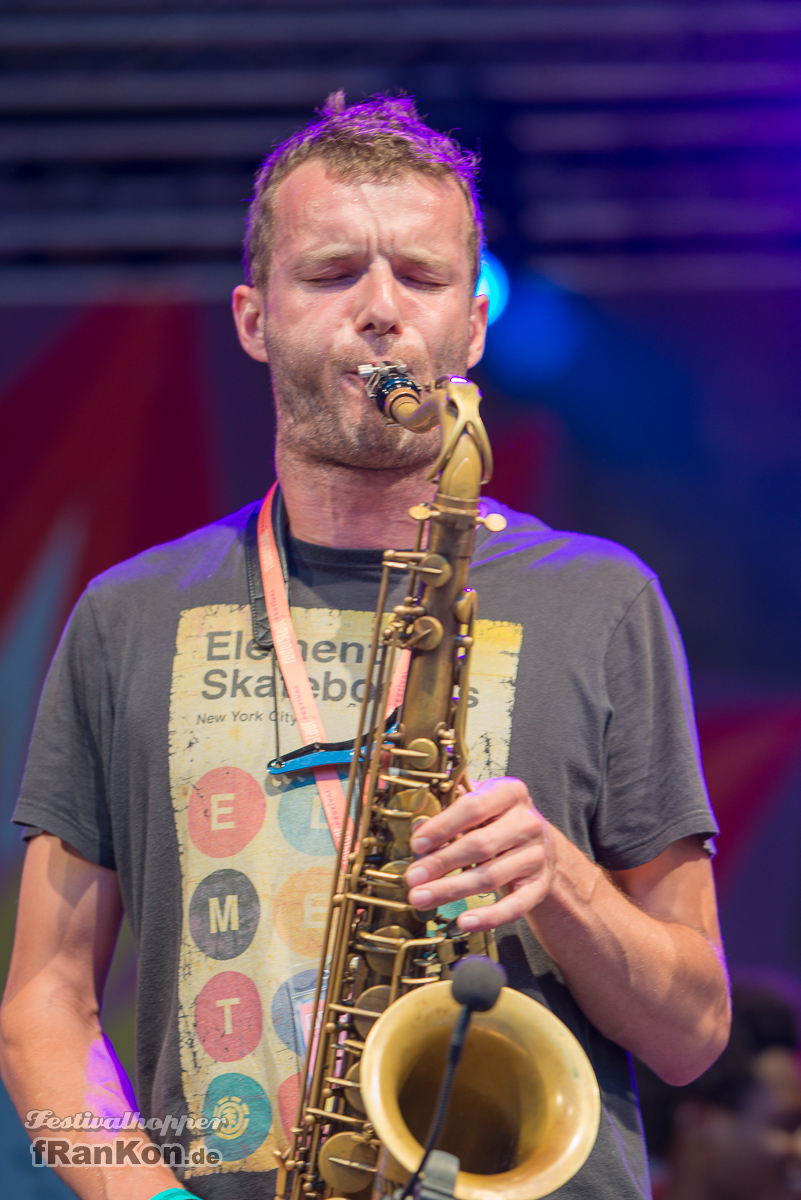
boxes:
[357,362,422,424]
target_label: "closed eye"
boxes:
[301,270,359,289]
[394,257,454,290]
[399,274,449,290]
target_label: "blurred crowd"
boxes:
[636,983,801,1199]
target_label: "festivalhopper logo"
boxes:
[30,1137,221,1169]
[25,1109,225,1169]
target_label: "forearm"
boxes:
[406,780,730,1085]
[0,985,181,1200]
[529,826,730,1085]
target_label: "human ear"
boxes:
[466,291,489,369]
[232,284,269,364]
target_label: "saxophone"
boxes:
[274,368,599,1200]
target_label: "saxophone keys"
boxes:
[453,587,478,625]
[352,984,391,1038]
[371,860,411,900]
[404,739,439,770]
[384,786,441,842]
[387,838,412,861]
[318,1132,378,1195]
[416,552,452,586]
[408,615,443,650]
[345,1062,366,1114]
[479,511,508,532]
[364,925,411,975]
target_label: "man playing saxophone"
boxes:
[1,93,729,1200]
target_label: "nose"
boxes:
[354,261,403,338]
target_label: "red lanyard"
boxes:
[256,483,409,849]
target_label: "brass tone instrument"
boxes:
[274,367,600,1200]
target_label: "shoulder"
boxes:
[475,498,657,604]
[83,501,259,610]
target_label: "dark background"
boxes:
[3,2,801,1194]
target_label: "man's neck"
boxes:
[277,446,436,549]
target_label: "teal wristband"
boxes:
[150,1191,201,1200]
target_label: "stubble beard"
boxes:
[267,333,471,473]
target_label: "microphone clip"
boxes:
[396,1150,459,1200]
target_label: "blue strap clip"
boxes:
[267,741,361,776]
[267,712,399,777]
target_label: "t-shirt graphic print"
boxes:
[168,601,523,1183]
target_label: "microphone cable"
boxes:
[400,957,507,1200]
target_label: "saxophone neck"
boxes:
[427,376,493,502]
[358,364,494,497]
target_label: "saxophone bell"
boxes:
[361,982,600,1200]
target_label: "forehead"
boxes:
[270,159,472,258]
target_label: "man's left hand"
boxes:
[405,777,555,931]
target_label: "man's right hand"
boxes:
[0,833,181,1199]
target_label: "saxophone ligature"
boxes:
[274,366,600,1200]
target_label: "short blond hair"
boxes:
[244,92,484,291]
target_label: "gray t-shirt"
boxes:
[14,494,718,1200]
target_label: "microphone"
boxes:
[400,957,507,1200]
[451,955,506,1013]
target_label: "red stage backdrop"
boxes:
[3,302,801,1072]
[0,304,224,1069]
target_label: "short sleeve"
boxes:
[13,589,116,869]
[591,579,718,870]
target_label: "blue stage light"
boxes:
[482,273,693,461]
[476,251,510,325]
[482,272,582,393]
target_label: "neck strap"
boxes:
[252,482,408,850]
